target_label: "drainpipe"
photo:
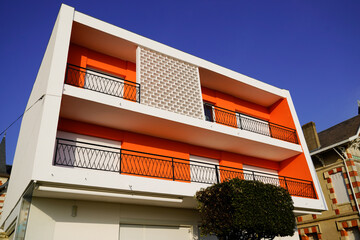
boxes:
[333,147,360,217]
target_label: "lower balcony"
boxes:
[54,138,316,199]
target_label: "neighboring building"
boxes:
[299,112,360,240]
[0,135,12,239]
[0,4,326,240]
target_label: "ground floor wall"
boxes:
[23,197,300,240]
[25,197,200,240]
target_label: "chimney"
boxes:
[302,122,321,152]
[358,100,360,115]
[0,135,7,175]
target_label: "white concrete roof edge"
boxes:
[72,9,287,99]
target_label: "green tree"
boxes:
[196,178,295,240]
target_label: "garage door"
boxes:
[119,224,191,240]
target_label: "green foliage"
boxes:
[196,178,295,240]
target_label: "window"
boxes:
[306,233,319,240]
[347,227,360,240]
[330,172,350,204]
[190,155,219,184]
[203,103,214,122]
[56,131,121,171]
[242,165,279,186]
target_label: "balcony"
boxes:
[204,103,298,144]
[54,138,316,198]
[65,64,140,102]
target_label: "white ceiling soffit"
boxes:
[199,68,283,107]
[70,22,137,63]
[72,11,287,107]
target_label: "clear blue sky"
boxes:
[1,0,359,164]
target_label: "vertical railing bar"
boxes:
[311,182,316,198]
[284,177,289,192]
[172,158,175,181]
[238,113,243,130]
[53,138,59,166]
[119,148,122,174]
[212,106,216,123]
[138,84,141,103]
[215,165,220,183]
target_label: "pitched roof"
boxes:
[317,114,360,151]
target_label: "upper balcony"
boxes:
[61,61,302,162]
[203,103,298,144]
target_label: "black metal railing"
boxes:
[204,103,298,144]
[54,138,316,198]
[65,64,140,103]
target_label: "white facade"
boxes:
[1,4,326,239]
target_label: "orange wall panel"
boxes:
[66,43,136,82]
[201,87,270,121]
[269,98,296,129]
[278,153,312,181]
[57,118,279,173]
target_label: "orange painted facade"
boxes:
[67,43,136,82]
[202,87,270,121]
[56,117,319,188]
[66,44,137,101]
[57,117,280,173]
[61,47,315,197]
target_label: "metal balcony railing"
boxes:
[54,138,316,198]
[65,64,140,103]
[204,103,298,144]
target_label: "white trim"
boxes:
[136,46,141,85]
[310,136,358,156]
[195,67,206,121]
[36,186,183,203]
[282,90,327,212]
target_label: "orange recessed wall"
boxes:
[57,118,316,198]
[202,87,299,133]
[57,118,279,171]
[67,43,136,82]
[202,87,270,121]
[269,98,296,129]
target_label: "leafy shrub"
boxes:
[196,178,295,240]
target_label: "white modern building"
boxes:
[1,4,327,240]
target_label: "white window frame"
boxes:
[330,172,350,204]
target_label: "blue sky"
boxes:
[0,0,359,164]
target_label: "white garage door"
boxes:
[119,224,191,240]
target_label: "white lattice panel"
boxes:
[139,47,204,119]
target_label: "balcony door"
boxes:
[236,113,271,136]
[189,155,219,184]
[242,165,279,186]
[55,131,121,172]
[85,67,126,98]
[203,103,215,122]
[119,224,191,240]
